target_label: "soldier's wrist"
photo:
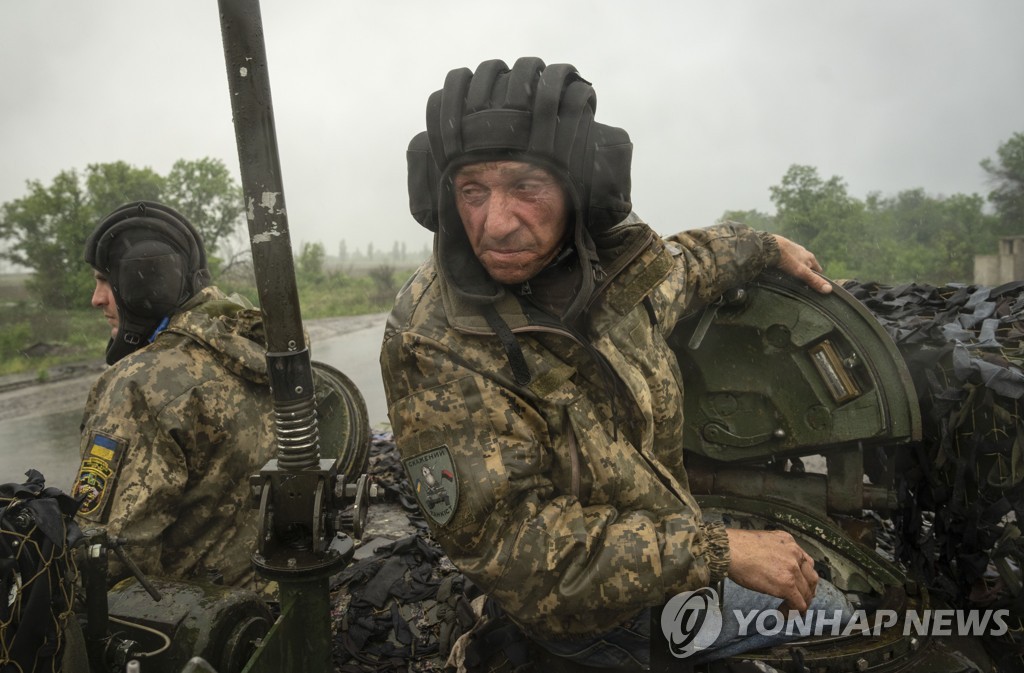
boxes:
[701,520,731,584]
[758,231,781,267]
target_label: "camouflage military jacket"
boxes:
[73,286,274,587]
[381,216,781,639]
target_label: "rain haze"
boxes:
[2,1,1023,265]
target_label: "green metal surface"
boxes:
[311,360,370,474]
[672,269,922,464]
[242,576,334,673]
[674,271,995,671]
[104,577,272,673]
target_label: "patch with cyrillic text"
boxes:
[403,445,459,526]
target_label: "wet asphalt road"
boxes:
[0,313,390,492]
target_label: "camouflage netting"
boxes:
[332,432,478,673]
[364,431,428,533]
[0,470,82,672]
[845,280,1024,662]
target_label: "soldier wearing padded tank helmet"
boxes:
[381,58,852,667]
[72,201,275,588]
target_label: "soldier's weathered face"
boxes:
[91,271,119,339]
[454,161,568,285]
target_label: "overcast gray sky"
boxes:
[2,1,1022,260]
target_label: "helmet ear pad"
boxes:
[112,239,189,318]
[407,131,439,232]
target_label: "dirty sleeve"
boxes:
[655,222,781,330]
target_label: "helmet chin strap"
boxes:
[105,313,164,365]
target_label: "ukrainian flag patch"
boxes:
[72,432,126,522]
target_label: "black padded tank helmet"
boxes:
[407,57,633,322]
[85,201,212,365]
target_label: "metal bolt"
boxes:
[726,288,747,305]
[294,385,303,394]
[855,658,869,672]
[909,637,920,652]
[287,557,297,568]
[287,340,297,350]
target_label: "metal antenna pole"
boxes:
[217,2,351,671]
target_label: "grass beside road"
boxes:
[0,307,108,378]
[0,273,106,377]
[0,266,410,378]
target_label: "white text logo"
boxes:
[731,608,1010,638]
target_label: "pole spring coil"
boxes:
[273,396,321,470]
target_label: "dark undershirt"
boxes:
[512,247,581,318]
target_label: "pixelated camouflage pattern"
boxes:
[380,216,779,638]
[74,286,274,588]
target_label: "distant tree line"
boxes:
[0,158,241,310]
[724,132,1024,284]
[1,132,1021,311]
[334,239,431,265]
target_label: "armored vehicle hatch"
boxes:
[668,272,998,672]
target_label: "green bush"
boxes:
[220,266,403,319]
[0,322,31,360]
[0,306,108,375]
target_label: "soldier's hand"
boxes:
[725,528,819,613]
[772,235,832,295]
